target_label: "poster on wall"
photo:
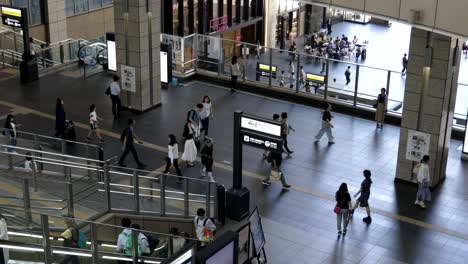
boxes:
[406,130,431,162]
[121,65,136,92]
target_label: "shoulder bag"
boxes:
[333,195,347,214]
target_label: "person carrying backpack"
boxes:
[116,218,133,261]
[50,214,86,264]
[131,224,150,256]
[194,208,216,246]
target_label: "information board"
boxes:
[256,63,277,78]
[406,130,431,161]
[306,72,325,85]
[240,116,281,137]
[121,65,136,92]
[106,32,116,71]
[248,207,266,257]
[1,6,23,28]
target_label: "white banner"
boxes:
[406,130,431,162]
[121,65,136,92]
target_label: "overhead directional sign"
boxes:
[1,6,23,28]
[240,116,281,137]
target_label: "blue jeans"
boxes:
[7,137,17,152]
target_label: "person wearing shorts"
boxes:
[86,104,104,143]
[350,170,373,224]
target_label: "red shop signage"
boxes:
[210,16,229,33]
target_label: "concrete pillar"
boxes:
[44,0,68,43]
[114,0,161,112]
[395,28,460,187]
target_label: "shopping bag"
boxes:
[270,169,281,182]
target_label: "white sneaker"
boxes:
[414,200,420,206]
[419,201,426,208]
[200,169,206,177]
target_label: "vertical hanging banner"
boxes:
[406,130,431,161]
[121,65,136,92]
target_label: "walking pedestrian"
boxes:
[194,208,216,246]
[262,114,280,160]
[0,214,9,264]
[314,103,335,144]
[281,112,294,156]
[118,118,146,168]
[256,40,262,59]
[375,88,387,128]
[299,66,306,89]
[320,51,327,73]
[327,19,332,35]
[231,56,241,92]
[288,61,295,89]
[349,170,373,224]
[188,104,203,149]
[262,150,291,189]
[335,183,352,236]
[200,138,214,181]
[50,214,81,264]
[345,66,351,85]
[3,114,19,153]
[110,75,122,119]
[414,155,431,208]
[55,98,66,138]
[181,121,197,167]
[402,54,408,74]
[131,224,151,256]
[85,104,104,143]
[116,217,132,263]
[162,134,183,181]
[279,70,285,87]
[200,95,213,138]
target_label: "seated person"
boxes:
[352,36,359,44]
[342,34,349,44]
[304,43,312,54]
[355,46,362,60]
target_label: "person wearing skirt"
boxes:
[182,121,197,167]
[375,88,387,129]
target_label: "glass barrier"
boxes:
[183,34,196,74]
[356,66,388,109]
[388,71,405,114]
[196,35,220,75]
[161,34,184,74]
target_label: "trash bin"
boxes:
[172,77,178,87]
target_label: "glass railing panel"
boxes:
[327,61,356,105]
[107,167,135,212]
[356,66,388,109]
[388,71,405,115]
[455,83,468,122]
[196,35,220,74]
[296,52,326,99]
[271,47,295,91]
[182,34,196,74]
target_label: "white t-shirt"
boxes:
[116,229,132,252]
[417,163,430,183]
[110,81,121,96]
[231,63,241,76]
[194,216,216,241]
[0,218,9,263]
[201,102,212,119]
[25,160,37,171]
[138,233,151,254]
[10,122,16,137]
[90,111,97,124]
[168,143,179,163]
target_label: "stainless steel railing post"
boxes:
[133,170,140,214]
[23,178,32,227]
[32,159,38,192]
[160,174,166,216]
[184,178,189,218]
[41,214,52,264]
[85,145,91,177]
[66,167,74,216]
[324,60,330,100]
[91,223,99,264]
[61,140,67,176]
[104,163,111,212]
[132,230,139,263]
[353,65,360,107]
[206,181,211,218]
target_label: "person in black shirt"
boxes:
[350,170,373,224]
[262,150,291,190]
[402,54,408,74]
[200,138,214,181]
[314,103,335,144]
[55,98,66,138]
[375,88,387,128]
[345,66,351,85]
[119,118,146,168]
[335,183,352,235]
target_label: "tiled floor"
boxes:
[0,67,466,263]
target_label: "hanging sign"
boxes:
[406,130,431,161]
[210,16,229,33]
[121,65,136,92]
[1,6,23,28]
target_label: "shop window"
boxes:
[75,0,89,14]
[65,0,75,16]
[11,0,44,26]
[102,0,113,6]
[88,0,103,10]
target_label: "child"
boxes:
[279,71,285,87]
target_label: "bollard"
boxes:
[217,184,226,225]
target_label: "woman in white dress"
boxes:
[181,121,197,167]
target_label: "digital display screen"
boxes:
[1,6,21,18]
[241,116,282,137]
[258,63,277,73]
[306,73,325,83]
[161,51,168,84]
[106,40,116,71]
[206,241,234,264]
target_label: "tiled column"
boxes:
[44,0,68,43]
[395,28,460,187]
[114,0,161,111]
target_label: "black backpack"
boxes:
[105,86,111,95]
[144,235,159,254]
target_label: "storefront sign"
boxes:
[121,65,136,92]
[210,16,229,33]
[1,6,23,28]
[241,116,282,137]
[256,63,277,79]
[406,130,431,161]
[306,72,325,85]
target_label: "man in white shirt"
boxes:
[110,75,121,119]
[116,218,132,254]
[131,224,151,256]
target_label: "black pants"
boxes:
[163,157,182,176]
[321,63,326,72]
[202,158,213,173]
[345,75,351,85]
[110,94,121,117]
[201,118,210,136]
[55,127,65,138]
[402,66,406,72]
[282,134,293,154]
[231,75,238,90]
[119,144,143,166]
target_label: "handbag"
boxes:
[333,195,347,215]
[270,169,281,182]
[373,101,378,108]
[413,163,421,175]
